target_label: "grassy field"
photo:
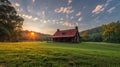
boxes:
[0,42,120,67]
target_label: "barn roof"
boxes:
[52,29,78,38]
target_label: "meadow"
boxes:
[0,42,120,67]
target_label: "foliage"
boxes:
[89,33,102,42]
[0,42,120,67]
[80,26,103,42]
[80,21,120,43]
[81,31,89,41]
[0,0,24,42]
[102,21,120,43]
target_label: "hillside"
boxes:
[80,26,102,35]
[0,42,120,67]
[21,30,51,41]
[79,21,120,42]
[79,26,103,42]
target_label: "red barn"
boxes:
[52,27,80,43]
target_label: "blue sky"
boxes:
[9,0,120,34]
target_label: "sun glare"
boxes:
[31,32,35,36]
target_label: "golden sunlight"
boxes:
[29,32,36,41]
[31,32,35,36]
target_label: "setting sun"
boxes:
[31,32,35,36]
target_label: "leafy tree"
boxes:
[81,31,89,41]
[0,0,24,42]
[102,21,120,43]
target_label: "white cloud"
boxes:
[92,5,104,14]
[78,17,82,22]
[76,12,81,16]
[20,13,39,21]
[63,22,74,27]
[43,20,47,23]
[13,2,20,7]
[36,11,45,19]
[68,0,72,5]
[15,3,20,7]
[55,6,74,14]
[32,0,35,3]
[33,17,38,21]
[107,7,116,13]
[75,23,79,26]
[92,0,113,14]
[16,8,23,13]
[39,19,62,25]
[22,14,33,19]
[105,0,112,6]
[28,16,32,19]
[60,18,64,20]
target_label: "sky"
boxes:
[9,0,120,34]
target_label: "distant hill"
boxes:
[79,21,120,42]
[21,30,52,41]
[80,26,102,35]
[79,26,103,42]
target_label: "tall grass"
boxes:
[0,42,120,67]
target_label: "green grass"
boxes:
[0,42,120,67]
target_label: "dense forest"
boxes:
[80,21,120,43]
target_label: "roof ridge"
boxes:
[59,29,76,31]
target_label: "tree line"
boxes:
[81,21,120,43]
